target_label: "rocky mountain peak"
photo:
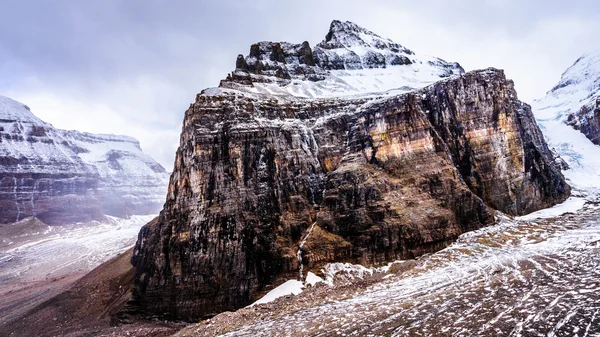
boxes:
[0,95,44,124]
[222,20,464,98]
[132,65,569,320]
[549,50,600,98]
[320,20,413,55]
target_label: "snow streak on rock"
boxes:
[297,189,326,281]
[297,219,317,282]
[176,204,600,337]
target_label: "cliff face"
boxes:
[567,97,600,145]
[0,95,170,225]
[131,22,569,321]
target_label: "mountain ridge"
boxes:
[0,94,169,224]
[222,20,463,98]
[129,20,570,321]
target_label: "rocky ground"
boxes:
[0,272,84,327]
[0,247,183,337]
[3,200,600,336]
[177,200,600,337]
[0,215,154,330]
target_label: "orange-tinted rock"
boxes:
[130,68,569,321]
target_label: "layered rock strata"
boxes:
[131,65,569,319]
[0,95,169,225]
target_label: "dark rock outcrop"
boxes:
[567,97,600,145]
[223,20,463,94]
[130,63,569,320]
[0,95,170,225]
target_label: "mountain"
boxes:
[539,50,600,141]
[0,95,170,225]
[533,50,600,194]
[225,20,464,98]
[129,21,569,320]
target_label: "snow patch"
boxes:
[0,214,155,282]
[516,197,587,221]
[305,272,325,287]
[251,280,304,306]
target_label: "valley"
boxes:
[0,214,154,326]
[2,12,600,337]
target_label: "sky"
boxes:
[1,0,599,170]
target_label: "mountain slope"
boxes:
[0,95,169,225]
[533,50,600,195]
[130,21,569,321]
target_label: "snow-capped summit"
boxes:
[314,20,415,70]
[0,95,45,124]
[219,20,464,98]
[320,20,413,53]
[538,50,600,120]
[548,50,600,98]
[0,95,169,225]
[533,50,600,195]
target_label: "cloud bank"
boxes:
[1,0,598,169]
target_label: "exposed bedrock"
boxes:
[130,68,569,321]
[567,97,600,145]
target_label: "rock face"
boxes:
[131,21,569,321]
[567,98,600,145]
[0,95,170,225]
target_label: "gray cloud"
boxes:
[1,0,599,169]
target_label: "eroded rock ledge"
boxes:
[130,68,569,321]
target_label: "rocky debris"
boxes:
[0,246,184,337]
[130,61,569,321]
[174,204,600,337]
[0,95,170,225]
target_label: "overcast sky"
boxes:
[1,0,598,170]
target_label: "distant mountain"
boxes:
[0,95,169,225]
[536,50,600,142]
[533,50,600,194]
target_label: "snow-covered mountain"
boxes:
[130,20,569,321]
[5,19,599,337]
[221,20,464,98]
[0,95,169,225]
[533,50,600,196]
[538,50,600,119]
